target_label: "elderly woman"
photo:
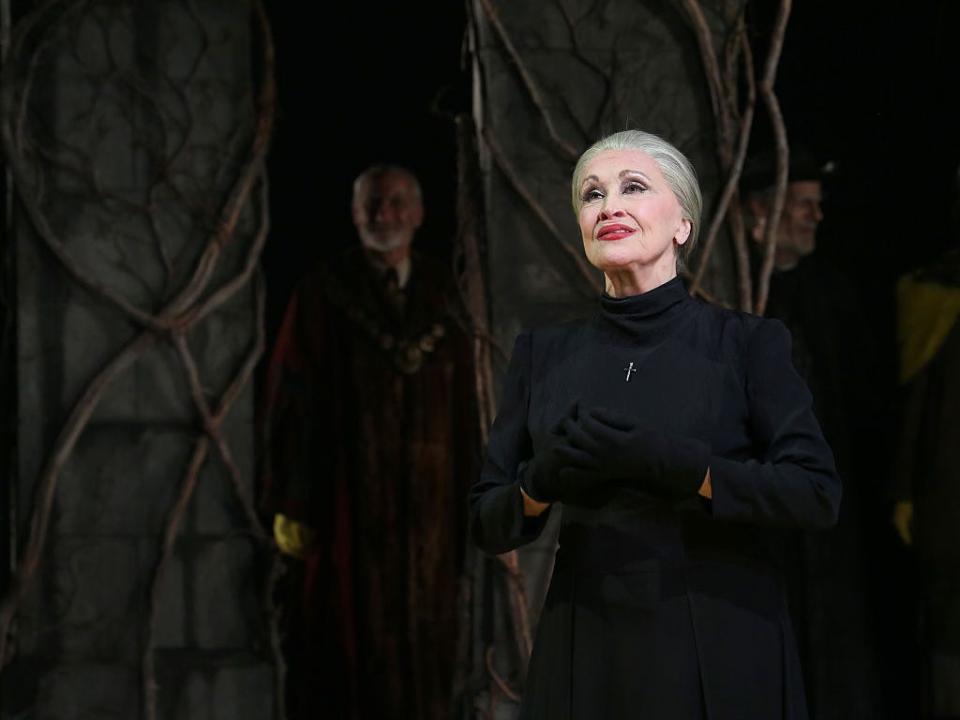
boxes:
[469,130,841,719]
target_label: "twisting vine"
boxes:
[681,0,792,314]
[682,2,755,309]
[0,2,281,719]
[475,0,579,162]
[752,0,792,316]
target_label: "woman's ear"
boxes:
[675,218,692,246]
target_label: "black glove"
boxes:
[564,407,710,501]
[520,405,611,505]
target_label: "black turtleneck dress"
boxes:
[469,277,841,720]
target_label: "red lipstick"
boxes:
[596,223,635,241]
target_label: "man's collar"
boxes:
[366,253,412,289]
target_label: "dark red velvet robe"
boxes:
[262,247,477,719]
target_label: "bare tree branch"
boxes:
[0,7,280,720]
[680,0,732,154]
[0,330,156,666]
[476,0,579,160]
[755,0,792,316]
[689,15,756,305]
[496,551,533,661]
[485,645,521,703]
[728,23,755,312]
[142,435,210,720]
[483,128,598,293]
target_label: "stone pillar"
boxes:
[2,2,275,718]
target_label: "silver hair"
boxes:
[571,130,702,265]
[352,164,423,204]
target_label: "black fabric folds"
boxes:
[470,275,841,720]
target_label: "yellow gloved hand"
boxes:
[891,501,914,546]
[274,513,318,558]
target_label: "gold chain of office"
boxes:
[322,270,449,374]
[345,304,448,374]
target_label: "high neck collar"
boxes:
[597,275,692,342]
[600,275,689,317]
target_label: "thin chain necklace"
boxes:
[322,265,449,375]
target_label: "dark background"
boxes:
[760,0,960,352]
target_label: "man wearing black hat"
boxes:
[261,165,477,719]
[743,150,824,271]
[742,150,885,720]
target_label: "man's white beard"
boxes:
[358,227,413,252]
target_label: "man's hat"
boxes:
[741,146,828,194]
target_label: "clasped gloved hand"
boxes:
[520,404,612,505]
[561,406,711,501]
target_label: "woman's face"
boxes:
[577,149,690,275]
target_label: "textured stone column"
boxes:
[2,2,275,718]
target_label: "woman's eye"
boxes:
[581,188,603,202]
[623,181,646,194]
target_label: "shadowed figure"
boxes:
[261,165,477,719]
[742,149,885,719]
[894,188,960,717]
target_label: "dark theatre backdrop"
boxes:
[261,0,960,716]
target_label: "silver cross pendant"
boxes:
[624,361,636,382]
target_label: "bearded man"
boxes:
[262,165,476,719]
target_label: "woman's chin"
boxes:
[587,243,676,276]
[590,251,647,272]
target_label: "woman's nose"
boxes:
[598,202,625,220]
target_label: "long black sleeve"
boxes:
[710,319,842,529]
[469,331,551,554]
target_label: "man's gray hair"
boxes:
[353,164,423,204]
[571,130,702,265]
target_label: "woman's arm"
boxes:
[708,319,842,530]
[469,332,552,554]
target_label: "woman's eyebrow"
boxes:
[620,169,651,181]
[581,170,652,188]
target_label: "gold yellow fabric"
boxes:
[273,513,317,558]
[897,274,960,384]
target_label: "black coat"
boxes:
[469,277,841,720]
[766,257,884,719]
